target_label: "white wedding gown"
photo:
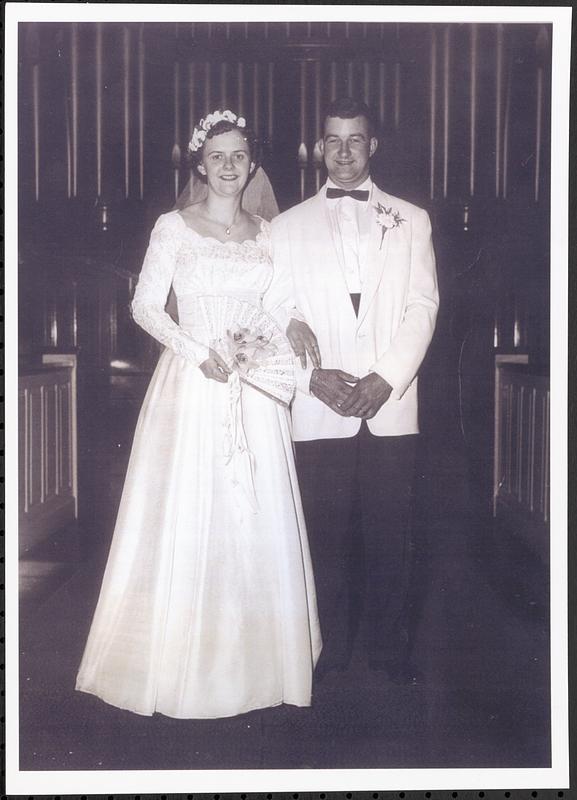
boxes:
[75,211,322,719]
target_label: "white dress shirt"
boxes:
[325,176,373,294]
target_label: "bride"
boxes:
[75,109,322,719]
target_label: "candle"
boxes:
[238,62,245,117]
[188,62,195,139]
[330,62,337,102]
[443,26,450,199]
[394,62,401,130]
[495,25,503,198]
[71,23,78,197]
[124,27,131,199]
[469,24,477,197]
[253,62,259,135]
[66,109,72,199]
[363,62,370,106]
[205,61,211,113]
[220,62,227,108]
[313,140,323,193]
[267,62,274,141]
[378,62,385,127]
[96,23,103,198]
[503,68,511,199]
[300,61,307,144]
[32,64,39,202]
[535,67,543,203]
[347,61,354,96]
[138,26,144,200]
[314,61,321,141]
[430,28,437,200]
[174,62,180,143]
[298,142,308,201]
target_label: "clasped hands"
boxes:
[286,319,392,420]
[310,368,392,419]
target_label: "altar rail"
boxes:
[493,357,549,555]
[19,356,78,556]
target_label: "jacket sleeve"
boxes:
[131,214,210,367]
[265,217,314,396]
[369,207,439,399]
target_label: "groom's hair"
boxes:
[323,97,377,138]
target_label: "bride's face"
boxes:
[197,129,254,196]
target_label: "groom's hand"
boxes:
[310,368,358,415]
[287,318,321,370]
[339,373,393,419]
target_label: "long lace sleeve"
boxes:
[131,214,210,367]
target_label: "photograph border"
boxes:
[4,2,572,795]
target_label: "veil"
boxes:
[172,166,280,220]
[166,166,280,322]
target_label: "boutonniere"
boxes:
[374,203,406,250]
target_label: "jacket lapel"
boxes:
[357,187,392,326]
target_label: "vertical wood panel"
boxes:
[32,64,40,202]
[70,24,79,197]
[535,67,543,202]
[442,26,450,198]
[123,27,131,199]
[430,28,437,200]
[96,23,103,198]
[469,25,478,196]
[45,384,57,499]
[495,25,504,198]
[138,25,145,200]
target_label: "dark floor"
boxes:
[18,398,551,771]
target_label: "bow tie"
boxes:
[326,187,370,201]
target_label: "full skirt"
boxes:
[76,348,322,718]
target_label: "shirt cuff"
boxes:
[295,361,315,396]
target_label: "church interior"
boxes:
[17,20,551,771]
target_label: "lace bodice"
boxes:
[132,211,292,367]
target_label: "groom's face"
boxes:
[320,115,378,190]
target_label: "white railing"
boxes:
[19,355,78,556]
[493,355,549,532]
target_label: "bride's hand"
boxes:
[287,318,321,370]
[199,349,232,383]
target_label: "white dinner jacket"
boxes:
[270,182,439,442]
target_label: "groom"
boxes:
[271,97,439,684]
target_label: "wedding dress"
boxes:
[75,211,322,719]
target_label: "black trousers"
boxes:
[295,424,418,669]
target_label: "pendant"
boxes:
[225,226,231,236]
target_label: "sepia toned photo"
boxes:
[5,4,571,795]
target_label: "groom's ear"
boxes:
[317,138,325,156]
[369,137,378,157]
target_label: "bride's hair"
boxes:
[189,119,261,181]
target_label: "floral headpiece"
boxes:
[188,109,247,154]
